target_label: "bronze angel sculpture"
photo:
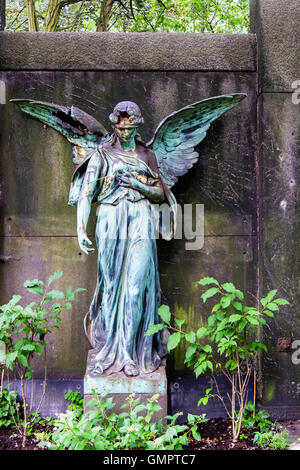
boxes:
[12,94,246,377]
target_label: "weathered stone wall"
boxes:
[0,57,257,383]
[250,0,300,419]
[0,0,299,418]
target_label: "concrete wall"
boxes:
[0,0,299,418]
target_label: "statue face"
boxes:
[114,114,137,142]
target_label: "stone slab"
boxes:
[0,32,257,71]
[84,351,167,395]
[250,0,300,92]
[84,351,168,419]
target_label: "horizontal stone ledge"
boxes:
[0,32,257,72]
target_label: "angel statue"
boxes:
[12,93,246,377]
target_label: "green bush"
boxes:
[38,392,206,450]
[253,429,289,450]
[0,271,85,446]
[0,388,20,428]
[146,277,290,442]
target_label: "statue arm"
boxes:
[77,152,102,255]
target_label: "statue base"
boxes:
[83,350,168,420]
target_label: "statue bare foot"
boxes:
[124,363,139,376]
[90,362,104,376]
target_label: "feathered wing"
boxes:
[11,99,109,205]
[146,94,247,187]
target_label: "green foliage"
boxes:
[25,412,56,436]
[0,272,85,379]
[146,277,289,442]
[64,390,84,416]
[0,388,20,428]
[38,392,205,450]
[6,0,250,33]
[253,429,289,450]
[240,400,272,433]
[0,271,85,446]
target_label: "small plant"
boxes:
[253,429,289,450]
[240,400,272,433]
[38,392,205,450]
[64,390,84,416]
[0,271,85,447]
[0,387,20,428]
[146,277,289,442]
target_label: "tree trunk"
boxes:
[96,0,115,32]
[25,0,39,31]
[44,0,62,31]
[44,0,83,31]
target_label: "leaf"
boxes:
[220,295,232,308]
[26,286,44,296]
[222,282,236,293]
[191,427,201,441]
[263,310,274,318]
[201,287,220,303]
[46,290,65,300]
[202,344,212,354]
[167,332,182,351]
[6,351,18,370]
[22,343,35,351]
[247,316,260,325]
[261,289,277,307]
[273,298,290,306]
[175,318,185,328]
[185,344,198,360]
[266,302,279,312]
[145,323,165,336]
[158,305,171,324]
[18,354,28,368]
[185,331,196,343]
[229,314,242,323]
[235,289,244,301]
[47,271,63,286]
[187,413,196,424]
[14,338,24,350]
[8,295,22,307]
[232,301,243,311]
[198,277,219,286]
[24,279,44,296]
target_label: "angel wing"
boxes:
[11,99,108,205]
[146,94,246,187]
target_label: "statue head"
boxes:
[109,101,144,144]
[109,101,144,127]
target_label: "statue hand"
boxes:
[78,233,95,255]
[118,171,141,190]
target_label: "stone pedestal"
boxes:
[84,351,168,420]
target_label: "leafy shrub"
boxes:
[253,429,289,450]
[240,400,272,433]
[64,390,84,416]
[146,277,289,442]
[0,388,20,428]
[0,271,85,446]
[39,392,206,450]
